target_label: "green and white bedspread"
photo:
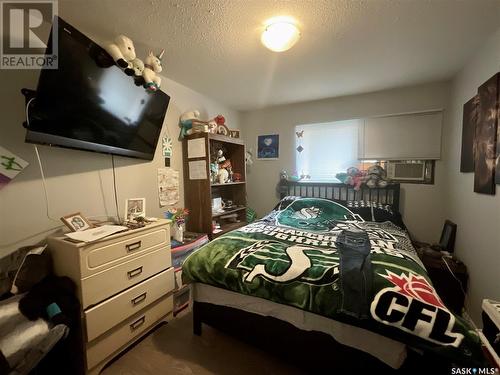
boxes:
[182,197,483,365]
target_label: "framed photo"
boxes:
[229,129,240,138]
[438,220,457,253]
[216,124,230,136]
[125,198,146,221]
[61,212,93,232]
[257,134,279,160]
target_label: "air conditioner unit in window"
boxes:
[387,161,426,181]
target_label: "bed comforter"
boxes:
[182,197,484,365]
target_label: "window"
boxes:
[295,118,436,184]
[295,120,362,181]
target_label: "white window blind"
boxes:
[295,120,361,181]
[358,111,443,160]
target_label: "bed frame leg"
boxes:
[193,302,202,336]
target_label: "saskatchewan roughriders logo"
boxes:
[225,240,340,285]
[276,198,362,231]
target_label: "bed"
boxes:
[182,181,484,372]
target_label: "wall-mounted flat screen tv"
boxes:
[26,17,170,160]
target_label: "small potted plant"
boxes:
[165,207,189,242]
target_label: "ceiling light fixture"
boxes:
[261,17,300,52]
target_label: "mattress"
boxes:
[192,282,407,369]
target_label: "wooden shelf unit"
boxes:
[182,132,247,238]
[211,206,246,218]
[212,221,247,238]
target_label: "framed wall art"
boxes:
[257,134,279,160]
[474,73,498,195]
[460,95,478,173]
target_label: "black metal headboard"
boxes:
[279,180,401,211]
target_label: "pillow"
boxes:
[264,196,406,230]
[345,200,406,230]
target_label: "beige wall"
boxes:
[0,70,239,257]
[240,82,450,243]
[442,28,500,324]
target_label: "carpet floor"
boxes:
[102,311,303,375]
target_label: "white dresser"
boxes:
[48,220,174,375]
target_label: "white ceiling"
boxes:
[59,0,500,111]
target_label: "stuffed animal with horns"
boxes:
[143,49,164,92]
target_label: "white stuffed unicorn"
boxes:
[143,49,164,92]
[105,35,136,74]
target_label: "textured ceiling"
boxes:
[58,0,500,111]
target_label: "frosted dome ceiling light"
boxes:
[261,18,300,52]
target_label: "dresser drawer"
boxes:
[86,227,169,271]
[86,294,173,370]
[85,267,174,341]
[81,248,171,309]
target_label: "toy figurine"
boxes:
[105,35,136,73]
[210,163,219,183]
[365,165,389,188]
[143,49,164,92]
[216,149,226,164]
[179,110,201,139]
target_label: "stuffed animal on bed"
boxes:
[365,165,389,188]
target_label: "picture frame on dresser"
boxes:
[61,212,93,232]
[125,198,146,221]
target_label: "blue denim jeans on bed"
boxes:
[335,229,373,319]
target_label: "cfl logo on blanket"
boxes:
[225,240,339,285]
[371,271,464,346]
[276,198,363,231]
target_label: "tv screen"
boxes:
[26,17,170,160]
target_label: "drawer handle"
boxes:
[130,316,145,331]
[127,266,143,279]
[131,292,147,306]
[126,241,142,252]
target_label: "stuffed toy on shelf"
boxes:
[143,49,164,92]
[336,167,366,191]
[105,35,137,75]
[365,165,389,188]
[208,114,225,134]
[179,110,201,139]
[129,58,146,86]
